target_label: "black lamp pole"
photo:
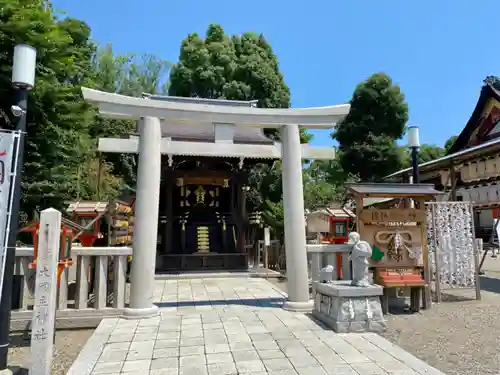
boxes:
[0,44,36,370]
[411,147,420,184]
[0,89,28,369]
[408,126,420,184]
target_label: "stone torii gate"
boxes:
[81,87,350,317]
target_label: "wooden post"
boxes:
[264,227,270,270]
[165,172,173,256]
[431,203,442,303]
[30,208,61,375]
[420,199,432,309]
[450,163,457,201]
[235,175,245,254]
[471,203,482,301]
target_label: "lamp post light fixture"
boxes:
[407,125,420,184]
[0,44,36,371]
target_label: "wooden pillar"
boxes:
[450,163,457,201]
[164,171,173,255]
[235,174,245,253]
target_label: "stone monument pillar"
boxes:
[29,208,60,375]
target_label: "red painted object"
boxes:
[322,216,351,280]
[377,270,425,287]
[72,212,100,247]
[22,221,74,286]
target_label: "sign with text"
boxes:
[30,208,61,375]
[264,227,270,246]
[0,131,19,303]
[359,208,426,224]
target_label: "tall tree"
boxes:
[169,24,289,107]
[169,24,310,142]
[168,24,309,226]
[0,0,96,219]
[332,73,409,181]
[88,44,172,190]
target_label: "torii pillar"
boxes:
[123,116,161,318]
[281,124,313,311]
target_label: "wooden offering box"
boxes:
[345,183,440,313]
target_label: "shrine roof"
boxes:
[159,122,274,144]
[345,183,441,198]
[145,95,273,144]
[66,201,109,213]
[307,207,355,218]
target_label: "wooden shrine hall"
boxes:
[82,87,349,315]
[157,123,275,271]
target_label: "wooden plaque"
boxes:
[359,209,425,224]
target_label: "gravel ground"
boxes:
[5,279,133,374]
[270,255,500,375]
[7,328,94,375]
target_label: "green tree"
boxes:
[0,1,97,218]
[169,24,311,142]
[399,144,445,168]
[169,24,289,107]
[168,24,310,228]
[444,135,458,153]
[89,44,172,189]
[332,73,409,181]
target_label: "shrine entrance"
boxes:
[159,157,263,271]
[81,86,350,314]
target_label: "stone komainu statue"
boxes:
[348,232,373,287]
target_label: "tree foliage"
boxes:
[0,1,171,222]
[89,45,171,188]
[444,135,458,154]
[398,134,460,169]
[169,24,289,107]
[0,0,96,218]
[399,144,444,168]
[169,23,310,143]
[333,73,409,181]
[169,24,312,229]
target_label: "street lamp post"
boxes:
[408,126,420,184]
[0,45,36,371]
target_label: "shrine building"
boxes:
[385,82,500,239]
[82,87,349,317]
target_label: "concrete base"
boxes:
[122,305,159,319]
[154,268,283,280]
[312,281,387,333]
[282,299,314,312]
[0,368,24,375]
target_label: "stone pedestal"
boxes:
[312,281,387,333]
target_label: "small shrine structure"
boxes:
[80,87,350,316]
[345,183,441,313]
[306,206,354,244]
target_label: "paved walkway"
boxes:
[67,278,445,375]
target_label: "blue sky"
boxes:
[52,0,500,148]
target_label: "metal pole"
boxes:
[0,88,28,369]
[411,147,420,184]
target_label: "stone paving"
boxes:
[67,278,445,375]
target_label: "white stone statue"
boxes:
[348,232,372,287]
[319,265,334,283]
